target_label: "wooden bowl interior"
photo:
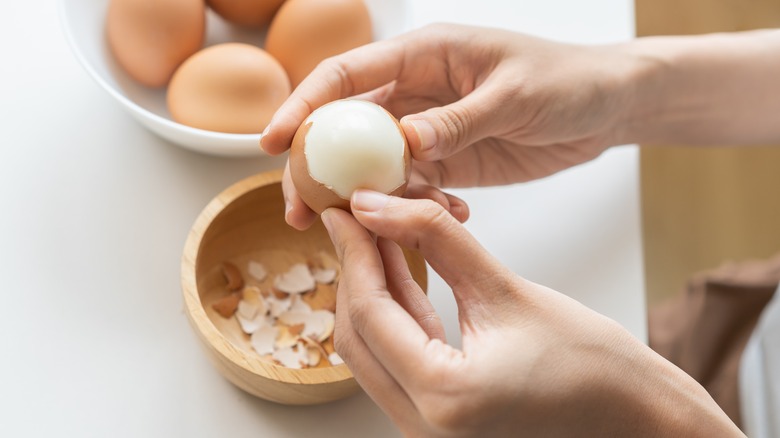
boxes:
[184,172,428,404]
[196,181,341,364]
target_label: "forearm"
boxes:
[621,29,780,146]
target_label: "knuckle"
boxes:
[347,289,384,335]
[437,105,473,149]
[390,198,452,250]
[414,200,454,240]
[332,329,360,366]
[415,310,443,333]
[332,327,351,358]
[318,57,355,96]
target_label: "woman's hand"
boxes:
[262,24,640,230]
[322,191,744,437]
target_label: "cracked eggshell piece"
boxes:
[289,294,313,314]
[306,345,322,367]
[237,312,269,335]
[212,291,241,318]
[241,286,267,314]
[274,263,316,294]
[279,309,335,341]
[274,325,300,350]
[250,325,277,356]
[312,309,335,342]
[272,344,307,369]
[328,352,344,366]
[267,295,292,318]
[247,261,268,282]
[289,99,411,214]
[237,299,259,320]
[311,267,337,285]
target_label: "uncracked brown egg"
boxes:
[167,43,291,134]
[206,0,288,27]
[106,0,205,88]
[289,100,411,214]
[265,0,373,88]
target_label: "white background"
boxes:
[0,1,642,436]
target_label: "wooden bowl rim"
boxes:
[181,169,354,385]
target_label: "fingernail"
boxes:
[352,190,390,212]
[259,125,271,151]
[406,119,437,152]
[321,209,335,236]
[320,210,342,258]
[284,198,293,222]
[450,203,469,223]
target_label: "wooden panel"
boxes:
[636,0,780,306]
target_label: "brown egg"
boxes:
[289,100,411,214]
[167,43,291,134]
[265,0,373,87]
[206,0,287,27]
[106,0,205,88]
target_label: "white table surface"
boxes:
[0,1,644,436]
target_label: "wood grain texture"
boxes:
[181,169,428,405]
[636,0,780,306]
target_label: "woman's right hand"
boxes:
[261,24,643,229]
[321,191,744,437]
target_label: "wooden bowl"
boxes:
[181,169,427,405]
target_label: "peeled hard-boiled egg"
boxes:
[289,100,411,214]
[265,0,373,87]
[107,0,205,88]
[167,43,291,134]
[206,0,287,27]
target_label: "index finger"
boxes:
[322,208,441,389]
[260,37,407,155]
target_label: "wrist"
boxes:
[610,38,673,146]
[608,342,744,437]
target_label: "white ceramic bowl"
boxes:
[58,0,411,157]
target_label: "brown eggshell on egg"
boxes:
[289,100,411,215]
[206,0,287,27]
[167,43,291,134]
[265,0,373,87]
[107,0,205,88]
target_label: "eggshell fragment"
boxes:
[289,295,313,314]
[236,312,268,334]
[274,263,316,294]
[206,0,287,27]
[306,345,322,367]
[167,43,291,134]
[251,326,277,356]
[275,326,300,350]
[272,344,308,369]
[265,0,373,87]
[211,291,241,318]
[311,267,337,285]
[267,295,292,318]
[241,286,266,312]
[328,352,344,366]
[290,100,411,214]
[237,299,259,320]
[107,0,205,87]
[247,261,268,282]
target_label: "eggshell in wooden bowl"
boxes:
[181,169,427,405]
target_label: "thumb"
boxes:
[400,85,504,162]
[350,190,513,313]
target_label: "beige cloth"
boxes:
[649,253,780,428]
